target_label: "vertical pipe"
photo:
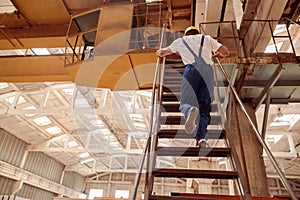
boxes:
[261,89,271,140]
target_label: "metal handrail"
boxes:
[213,60,252,200]
[131,26,166,200]
[214,56,298,200]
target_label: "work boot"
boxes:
[185,107,199,134]
[198,139,208,148]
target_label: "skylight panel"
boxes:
[90,119,104,127]
[80,158,95,164]
[270,114,300,128]
[23,105,37,117]
[109,141,120,147]
[62,88,74,95]
[31,48,51,55]
[0,0,16,13]
[67,141,78,148]
[89,189,103,199]
[264,42,283,53]
[33,116,52,126]
[79,152,90,158]
[266,135,283,144]
[273,24,287,35]
[5,96,26,104]
[48,48,64,54]
[0,49,27,56]
[45,126,62,135]
[129,114,144,121]
[133,122,147,129]
[145,0,163,3]
[115,190,129,198]
[0,83,9,89]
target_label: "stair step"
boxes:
[163,86,181,92]
[164,72,183,78]
[165,59,184,65]
[153,168,238,179]
[162,93,181,101]
[169,193,291,200]
[162,103,218,112]
[160,115,221,125]
[165,67,184,72]
[149,194,291,200]
[164,69,183,77]
[156,147,231,157]
[158,129,225,139]
[163,78,182,84]
[150,194,237,200]
[149,195,210,200]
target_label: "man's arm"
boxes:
[156,47,173,57]
[213,45,229,58]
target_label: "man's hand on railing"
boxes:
[213,52,222,57]
[156,48,173,57]
[213,45,229,58]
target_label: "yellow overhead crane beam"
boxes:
[0,51,158,90]
[0,2,159,90]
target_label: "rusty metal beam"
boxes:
[219,54,299,64]
[253,63,284,111]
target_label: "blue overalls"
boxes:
[179,35,215,145]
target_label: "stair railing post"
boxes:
[131,25,166,200]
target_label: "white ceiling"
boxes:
[0,81,299,178]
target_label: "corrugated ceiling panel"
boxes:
[23,152,64,183]
[16,184,54,200]
[0,128,27,167]
[63,171,85,192]
[0,176,14,194]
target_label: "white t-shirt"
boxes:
[165,34,222,65]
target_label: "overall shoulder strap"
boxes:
[198,35,205,57]
[181,38,198,58]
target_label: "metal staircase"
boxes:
[145,58,247,200]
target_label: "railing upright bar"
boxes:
[214,56,298,200]
[284,19,298,57]
[131,26,166,200]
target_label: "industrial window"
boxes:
[88,189,103,199]
[115,190,129,198]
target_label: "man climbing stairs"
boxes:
[144,58,292,200]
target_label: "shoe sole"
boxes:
[198,141,208,148]
[185,107,199,134]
